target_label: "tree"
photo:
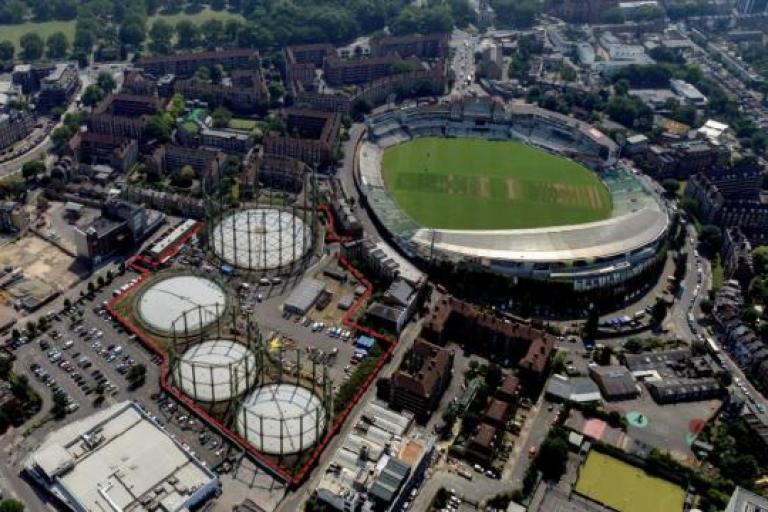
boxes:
[224,19,241,42]
[63,298,71,309]
[700,298,713,315]
[0,499,25,512]
[74,17,97,51]
[145,114,172,142]
[211,106,232,128]
[96,71,117,93]
[21,160,45,180]
[601,6,625,23]
[536,431,569,481]
[195,65,210,81]
[0,356,11,380]
[583,305,599,341]
[606,96,651,128]
[20,32,44,61]
[671,105,697,126]
[149,19,174,54]
[51,391,68,419]
[0,0,26,24]
[661,178,680,197]
[46,31,69,58]
[127,363,147,387]
[491,0,538,28]
[25,320,36,338]
[700,225,723,255]
[351,97,373,121]
[753,246,768,275]
[209,63,224,84]
[176,20,198,49]
[680,197,699,218]
[51,126,73,149]
[96,275,105,288]
[81,84,105,107]
[0,40,14,61]
[200,18,223,48]
[87,281,95,294]
[593,345,612,365]
[268,82,284,102]
[485,363,503,392]
[650,298,668,326]
[119,20,146,46]
[180,165,196,180]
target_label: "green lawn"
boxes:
[228,118,258,130]
[0,8,244,50]
[575,452,685,512]
[712,254,724,291]
[0,19,76,51]
[181,121,199,133]
[381,137,612,230]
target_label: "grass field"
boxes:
[0,8,244,50]
[381,137,612,230]
[575,452,685,512]
[228,118,258,130]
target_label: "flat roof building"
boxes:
[725,486,768,511]
[283,277,326,315]
[24,401,219,512]
[545,374,602,403]
[588,365,638,401]
[138,49,259,77]
[317,402,433,512]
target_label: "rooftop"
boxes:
[25,401,218,512]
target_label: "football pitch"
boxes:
[575,452,685,512]
[381,137,612,230]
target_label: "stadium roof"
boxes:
[411,208,667,263]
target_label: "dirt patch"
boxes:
[505,178,519,199]
[478,176,491,198]
[587,186,606,210]
[0,235,83,288]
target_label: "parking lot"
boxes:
[232,266,371,390]
[5,268,243,471]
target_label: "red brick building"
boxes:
[263,108,341,168]
[384,339,455,423]
[421,296,554,383]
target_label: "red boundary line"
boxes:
[107,215,398,487]
[318,204,352,244]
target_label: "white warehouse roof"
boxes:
[25,401,219,512]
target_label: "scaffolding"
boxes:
[234,346,333,457]
[203,163,321,275]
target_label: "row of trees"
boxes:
[1,0,488,64]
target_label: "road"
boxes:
[668,223,711,342]
[503,397,560,489]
